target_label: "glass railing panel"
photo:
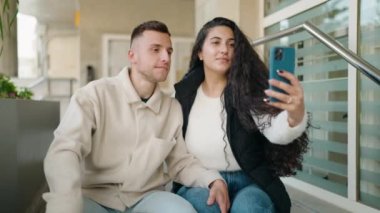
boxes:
[359,0,380,209]
[264,0,349,197]
[264,0,300,16]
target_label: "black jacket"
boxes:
[173,66,291,213]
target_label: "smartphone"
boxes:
[269,46,295,102]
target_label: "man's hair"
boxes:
[130,20,171,45]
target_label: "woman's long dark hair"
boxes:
[187,17,309,176]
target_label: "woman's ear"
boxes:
[198,52,203,61]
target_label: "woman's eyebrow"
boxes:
[209,36,221,40]
[209,36,234,41]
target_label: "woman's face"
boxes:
[198,26,234,75]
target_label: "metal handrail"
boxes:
[27,76,47,89]
[252,21,380,85]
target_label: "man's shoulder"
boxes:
[160,90,179,102]
[73,76,120,102]
[81,76,120,92]
[159,90,182,111]
[88,75,119,88]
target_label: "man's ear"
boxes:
[128,50,135,63]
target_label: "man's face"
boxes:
[128,30,173,83]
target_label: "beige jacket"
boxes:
[43,68,222,213]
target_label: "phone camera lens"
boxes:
[275,48,283,60]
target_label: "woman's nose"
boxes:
[220,44,228,54]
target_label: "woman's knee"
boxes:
[177,187,220,213]
[231,184,275,213]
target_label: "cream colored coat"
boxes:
[43,68,222,213]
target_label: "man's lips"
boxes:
[155,66,169,70]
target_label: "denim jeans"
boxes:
[84,191,196,213]
[177,170,275,213]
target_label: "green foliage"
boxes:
[0,1,31,100]
[0,0,18,56]
[0,73,33,99]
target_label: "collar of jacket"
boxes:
[174,66,234,108]
[118,67,163,114]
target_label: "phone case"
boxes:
[269,47,295,102]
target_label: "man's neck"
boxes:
[129,69,156,99]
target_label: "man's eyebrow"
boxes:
[149,44,162,48]
[149,44,173,51]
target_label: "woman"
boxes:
[173,17,309,213]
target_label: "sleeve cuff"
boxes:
[43,191,83,213]
[202,170,225,189]
[263,110,307,145]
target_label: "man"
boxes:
[43,20,229,213]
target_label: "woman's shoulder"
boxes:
[174,67,205,98]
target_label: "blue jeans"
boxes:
[177,170,275,213]
[84,191,196,213]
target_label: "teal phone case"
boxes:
[269,47,295,102]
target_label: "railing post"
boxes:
[347,0,359,202]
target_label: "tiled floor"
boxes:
[286,185,350,213]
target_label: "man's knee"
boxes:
[83,197,109,213]
[161,192,196,213]
[135,191,196,213]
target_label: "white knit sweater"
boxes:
[185,86,307,171]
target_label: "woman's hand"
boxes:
[264,70,305,127]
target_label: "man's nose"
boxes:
[161,51,170,62]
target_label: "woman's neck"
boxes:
[202,70,227,98]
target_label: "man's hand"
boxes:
[207,179,230,213]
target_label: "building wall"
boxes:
[195,0,240,33]
[79,0,195,85]
[194,0,263,54]
[240,0,264,40]
[239,0,265,58]
[48,34,79,79]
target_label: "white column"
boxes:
[195,0,240,33]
